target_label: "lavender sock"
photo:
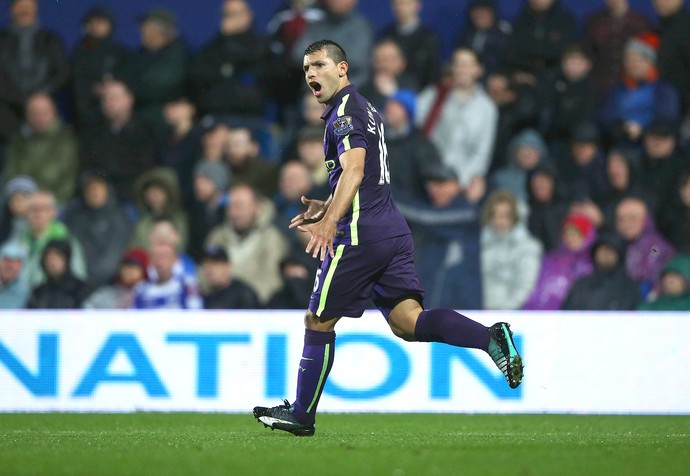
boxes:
[291,329,336,424]
[414,308,490,351]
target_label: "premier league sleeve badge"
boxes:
[333,116,354,136]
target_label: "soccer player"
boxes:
[253,40,523,436]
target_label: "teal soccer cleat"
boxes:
[488,322,524,389]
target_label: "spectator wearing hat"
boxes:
[562,231,640,310]
[268,246,319,310]
[384,89,444,202]
[657,170,690,254]
[654,0,690,114]
[71,5,131,127]
[83,247,150,309]
[200,245,259,310]
[0,0,69,146]
[379,0,441,90]
[0,240,30,308]
[61,170,133,287]
[565,121,610,205]
[583,0,651,96]
[600,31,680,147]
[480,189,542,310]
[2,92,78,204]
[358,39,419,113]
[21,190,87,288]
[456,0,511,79]
[79,80,156,204]
[523,214,596,310]
[26,239,92,309]
[615,196,676,298]
[186,160,230,261]
[638,253,690,311]
[130,167,189,252]
[188,0,271,118]
[133,236,202,310]
[198,116,231,164]
[0,175,37,246]
[125,7,188,140]
[416,47,497,204]
[526,161,571,252]
[639,119,687,207]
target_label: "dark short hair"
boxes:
[304,39,348,65]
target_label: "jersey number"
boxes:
[377,123,390,185]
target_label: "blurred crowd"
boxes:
[0,0,689,312]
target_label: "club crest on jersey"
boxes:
[333,116,353,136]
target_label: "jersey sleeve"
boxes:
[333,101,368,156]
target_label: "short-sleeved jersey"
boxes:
[321,84,411,245]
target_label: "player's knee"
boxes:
[388,312,418,341]
[304,310,338,332]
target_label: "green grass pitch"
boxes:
[1,413,688,475]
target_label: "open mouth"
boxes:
[309,81,322,96]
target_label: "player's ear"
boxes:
[338,61,348,78]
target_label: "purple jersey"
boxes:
[321,84,411,245]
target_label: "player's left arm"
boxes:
[300,147,365,260]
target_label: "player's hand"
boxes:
[289,196,328,229]
[300,218,337,261]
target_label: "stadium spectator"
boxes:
[71,5,131,127]
[600,32,680,147]
[61,170,132,288]
[358,39,418,113]
[0,175,36,246]
[638,253,690,310]
[654,0,690,114]
[583,0,651,96]
[26,239,91,309]
[198,116,231,163]
[133,239,202,309]
[491,128,549,207]
[540,44,599,151]
[159,96,202,207]
[79,80,156,204]
[82,247,149,309]
[146,218,197,283]
[126,8,188,139]
[294,124,330,200]
[2,92,78,204]
[199,245,260,310]
[599,147,657,229]
[189,0,271,118]
[186,160,229,261]
[480,190,542,310]
[279,91,326,163]
[0,0,69,145]
[638,119,688,207]
[293,0,373,87]
[273,160,314,233]
[526,161,570,252]
[379,0,441,90]
[615,196,676,297]
[268,246,319,310]
[21,190,87,288]
[395,164,483,310]
[522,214,596,310]
[130,167,188,252]
[657,170,690,254]
[225,126,279,199]
[384,90,444,202]
[503,0,577,83]
[416,47,497,203]
[562,231,640,310]
[205,183,289,305]
[0,240,29,309]
[564,122,610,205]
[456,0,511,79]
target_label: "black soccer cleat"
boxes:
[488,322,524,389]
[253,400,315,437]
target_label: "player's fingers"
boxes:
[300,195,310,205]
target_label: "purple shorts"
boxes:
[308,234,425,319]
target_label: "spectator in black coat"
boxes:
[527,161,571,252]
[658,169,690,254]
[186,161,229,262]
[71,6,131,127]
[26,239,91,309]
[456,0,511,79]
[654,0,690,113]
[268,247,319,310]
[200,245,260,310]
[639,119,688,208]
[562,232,640,310]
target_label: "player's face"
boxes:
[304,50,347,104]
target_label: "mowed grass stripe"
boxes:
[0,413,688,476]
